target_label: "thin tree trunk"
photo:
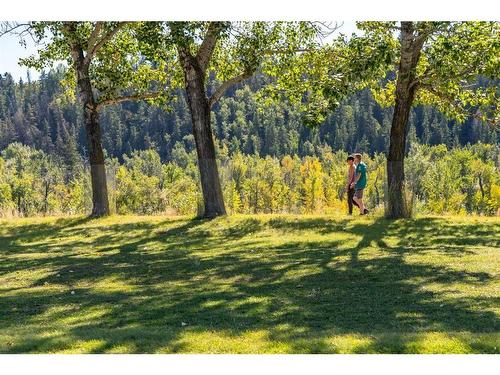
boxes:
[254,180,258,214]
[478,175,485,199]
[182,57,226,218]
[69,42,110,217]
[386,22,421,219]
[374,173,380,206]
[85,105,109,217]
[43,181,50,215]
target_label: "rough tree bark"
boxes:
[61,21,164,216]
[173,22,254,217]
[179,50,226,217]
[68,33,110,217]
[386,22,425,219]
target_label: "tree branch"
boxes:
[413,22,449,55]
[96,91,162,110]
[60,22,84,68]
[262,48,316,56]
[419,83,461,107]
[85,22,104,58]
[1,22,39,45]
[310,21,342,41]
[414,27,436,48]
[417,82,497,124]
[208,71,253,107]
[85,22,129,65]
[472,111,498,125]
[196,22,223,73]
[0,22,30,38]
[176,43,195,75]
[415,63,479,90]
[418,84,499,126]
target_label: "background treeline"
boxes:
[0,69,498,165]
[1,69,499,217]
[1,141,498,217]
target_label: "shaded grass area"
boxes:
[0,214,498,353]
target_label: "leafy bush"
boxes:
[0,142,498,217]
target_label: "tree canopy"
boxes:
[12,21,173,107]
[361,21,499,124]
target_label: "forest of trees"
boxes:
[0,69,497,163]
[0,69,498,217]
[1,140,498,217]
[0,21,498,219]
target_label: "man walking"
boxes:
[351,153,369,215]
[346,155,359,215]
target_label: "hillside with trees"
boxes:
[0,21,498,218]
[0,69,497,163]
[0,71,500,216]
[0,68,499,218]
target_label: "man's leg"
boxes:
[347,188,354,214]
[347,188,358,215]
[353,197,364,213]
[358,198,365,213]
[352,192,359,208]
[353,189,365,214]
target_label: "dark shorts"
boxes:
[354,188,364,199]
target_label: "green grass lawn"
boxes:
[0,214,498,353]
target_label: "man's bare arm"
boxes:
[351,172,361,187]
[347,166,354,187]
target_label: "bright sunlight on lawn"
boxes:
[0,214,498,353]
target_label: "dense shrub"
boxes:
[1,142,498,217]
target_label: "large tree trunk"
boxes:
[84,103,110,217]
[70,44,110,217]
[182,57,226,218]
[387,95,414,218]
[386,22,421,219]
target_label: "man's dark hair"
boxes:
[347,155,354,161]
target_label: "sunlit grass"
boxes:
[0,214,498,353]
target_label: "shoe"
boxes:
[364,208,369,215]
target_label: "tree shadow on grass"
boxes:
[0,216,498,353]
[0,216,93,250]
